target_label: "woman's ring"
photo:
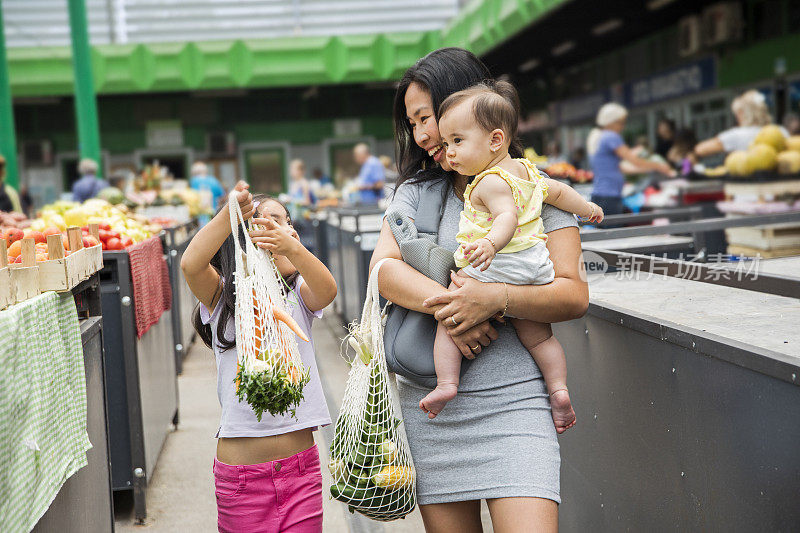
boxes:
[449,316,458,327]
[472,345,480,351]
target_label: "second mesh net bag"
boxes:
[228,191,311,421]
[328,258,416,521]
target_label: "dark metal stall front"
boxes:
[162,221,199,374]
[325,207,384,324]
[311,212,330,268]
[554,240,800,531]
[100,250,178,523]
[33,275,115,533]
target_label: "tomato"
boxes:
[106,237,124,250]
[99,222,111,231]
[120,236,134,248]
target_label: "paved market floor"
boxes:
[115,312,494,532]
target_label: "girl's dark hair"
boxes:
[192,195,299,352]
[392,47,523,189]
[438,80,521,143]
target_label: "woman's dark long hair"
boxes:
[392,47,523,189]
[192,195,299,352]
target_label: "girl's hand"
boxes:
[423,271,504,335]
[234,181,256,221]
[250,217,301,257]
[463,238,496,271]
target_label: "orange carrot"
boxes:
[235,359,241,392]
[273,307,310,342]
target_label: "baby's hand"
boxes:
[582,202,604,223]
[463,238,496,271]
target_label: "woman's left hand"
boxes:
[250,218,301,256]
[423,271,505,336]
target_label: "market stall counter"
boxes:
[161,221,199,374]
[1,275,113,533]
[555,248,800,531]
[99,236,177,523]
[324,206,384,324]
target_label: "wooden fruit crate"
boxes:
[0,240,12,310]
[38,228,86,292]
[7,238,39,304]
[84,224,103,275]
[1,224,107,308]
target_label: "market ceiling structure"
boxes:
[7,0,569,97]
[482,0,725,86]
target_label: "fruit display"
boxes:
[715,125,800,178]
[29,198,156,249]
[0,210,31,230]
[542,161,593,182]
[524,147,548,165]
[1,223,103,307]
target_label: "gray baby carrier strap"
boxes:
[383,179,472,388]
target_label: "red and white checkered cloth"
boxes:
[127,236,172,338]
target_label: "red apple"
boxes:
[29,231,46,244]
[4,228,23,244]
[106,237,123,250]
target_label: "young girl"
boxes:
[181,181,337,532]
[418,82,603,433]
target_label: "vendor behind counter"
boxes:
[587,103,675,216]
[695,90,789,158]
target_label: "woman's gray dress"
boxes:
[389,180,578,505]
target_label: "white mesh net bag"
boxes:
[328,258,416,521]
[228,191,311,420]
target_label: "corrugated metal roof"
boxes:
[2,0,458,47]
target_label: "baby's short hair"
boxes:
[439,80,521,140]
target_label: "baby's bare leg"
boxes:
[511,319,576,434]
[419,321,462,419]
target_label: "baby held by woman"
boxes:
[420,81,603,433]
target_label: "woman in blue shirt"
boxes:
[587,103,674,216]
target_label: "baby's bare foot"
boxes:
[419,384,458,419]
[550,389,576,434]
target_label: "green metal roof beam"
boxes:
[8,32,442,97]
[6,0,571,97]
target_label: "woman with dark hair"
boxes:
[370,48,590,532]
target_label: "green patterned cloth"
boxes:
[0,292,91,533]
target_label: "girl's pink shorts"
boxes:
[214,443,323,532]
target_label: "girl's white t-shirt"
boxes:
[200,275,331,438]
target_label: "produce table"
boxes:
[0,291,108,533]
[32,316,113,533]
[100,239,177,523]
[555,266,800,531]
[162,221,199,374]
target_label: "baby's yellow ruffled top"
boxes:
[454,158,549,268]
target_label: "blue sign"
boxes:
[623,57,716,108]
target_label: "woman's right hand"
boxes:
[233,181,256,220]
[449,320,499,358]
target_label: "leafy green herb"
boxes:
[235,365,310,421]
